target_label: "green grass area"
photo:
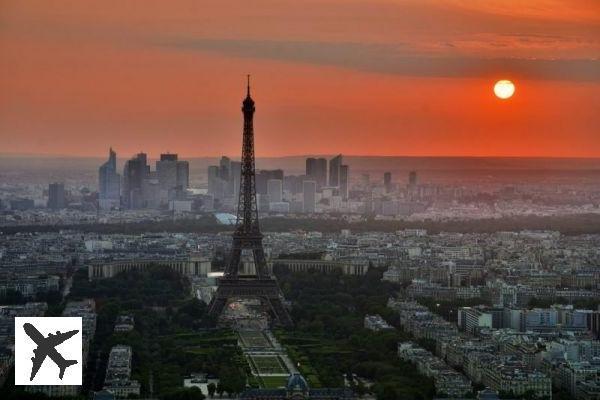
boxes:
[239,330,272,348]
[249,354,289,375]
[259,375,290,388]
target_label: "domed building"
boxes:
[240,373,355,400]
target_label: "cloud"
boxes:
[156,37,600,82]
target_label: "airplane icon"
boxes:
[23,322,79,381]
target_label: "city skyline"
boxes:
[1,1,599,158]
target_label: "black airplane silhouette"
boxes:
[23,322,79,381]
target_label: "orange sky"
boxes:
[1,0,599,157]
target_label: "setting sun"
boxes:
[494,80,516,99]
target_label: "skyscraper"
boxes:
[230,161,241,201]
[283,175,307,195]
[156,153,178,203]
[47,183,66,210]
[98,147,121,210]
[339,164,349,200]
[219,156,231,182]
[267,179,283,203]
[156,154,189,204]
[176,161,189,191]
[208,157,240,202]
[409,170,418,187]
[306,158,316,176]
[256,169,284,195]
[303,180,317,213]
[123,153,149,209]
[384,172,392,193]
[306,157,327,188]
[329,154,342,187]
[207,165,221,196]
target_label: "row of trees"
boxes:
[68,266,248,399]
[275,268,436,400]
[4,213,600,236]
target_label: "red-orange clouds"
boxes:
[0,0,599,157]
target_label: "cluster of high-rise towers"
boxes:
[98,149,350,213]
[98,148,189,210]
[207,154,349,214]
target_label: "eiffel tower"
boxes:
[207,77,293,327]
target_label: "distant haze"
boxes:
[1,155,599,187]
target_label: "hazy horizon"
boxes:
[2,152,600,161]
[2,154,599,188]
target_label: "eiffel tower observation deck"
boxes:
[207,77,293,327]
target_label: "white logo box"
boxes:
[15,317,83,385]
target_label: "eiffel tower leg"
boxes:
[207,294,227,319]
[266,296,293,327]
[227,245,241,277]
[253,247,268,278]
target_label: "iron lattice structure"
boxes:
[207,77,292,326]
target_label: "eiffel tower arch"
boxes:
[207,77,293,327]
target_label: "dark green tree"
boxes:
[207,382,216,398]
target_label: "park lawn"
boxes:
[184,348,214,355]
[238,330,272,348]
[249,355,289,374]
[259,375,289,388]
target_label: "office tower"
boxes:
[98,147,121,210]
[329,154,342,187]
[340,164,349,200]
[123,153,148,209]
[47,183,66,210]
[176,161,189,190]
[142,170,160,209]
[136,153,148,170]
[306,157,327,188]
[219,156,231,182]
[156,153,178,202]
[159,153,178,162]
[207,165,220,195]
[258,193,270,212]
[208,157,239,201]
[267,179,283,203]
[409,170,418,187]
[306,158,316,176]
[282,175,305,195]
[230,161,241,200]
[156,154,189,204]
[256,169,284,195]
[303,180,317,213]
[315,158,327,187]
[384,172,392,193]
